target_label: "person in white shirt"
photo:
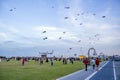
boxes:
[91,58,95,70]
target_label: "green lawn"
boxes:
[0,60,84,80]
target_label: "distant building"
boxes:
[41,54,47,58]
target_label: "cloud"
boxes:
[34,26,57,31]
[3,40,15,44]
[0,32,7,42]
[0,32,7,38]
[0,24,81,48]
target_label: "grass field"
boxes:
[0,59,84,80]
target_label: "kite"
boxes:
[80,23,83,25]
[64,17,68,19]
[65,7,70,9]
[59,37,62,39]
[102,16,106,18]
[42,31,46,33]
[75,18,77,20]
[93,13,96,16]
[81,13,84,15]
[63,32,66,34]
[9,7,16,11]
[77,13,80,16]
[69,48,72,50]
[43,37,47,40]
[94,34,100,37]
[78,40,81,42]
[9,9,13,11]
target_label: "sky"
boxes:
[0,0,120,57]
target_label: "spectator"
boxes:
[50,58,54,66]
[22,58,25,66]
[39,58,43,65]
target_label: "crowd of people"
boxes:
[0,56,108,70]
[21,57,78,66]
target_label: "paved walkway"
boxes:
[114,61,120,80]
[56,61,107,80]
[88,61,114,80]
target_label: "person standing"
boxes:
[39,58,43,65]
[83,58,89,71]
[46,58,49,63]
[50,58,54,66]
[95,58,100,70]
[22,58,25,66]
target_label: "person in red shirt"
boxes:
[83,58,89,71]
[22,58,25,66]
[96,58,100,70]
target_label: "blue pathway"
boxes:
[89,61,114,80]
[56,61,106,80]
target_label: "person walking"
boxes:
[83,58,89,71]
[91,58,95,70]
[95,58,100,70]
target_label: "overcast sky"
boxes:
[0,0,120,57]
